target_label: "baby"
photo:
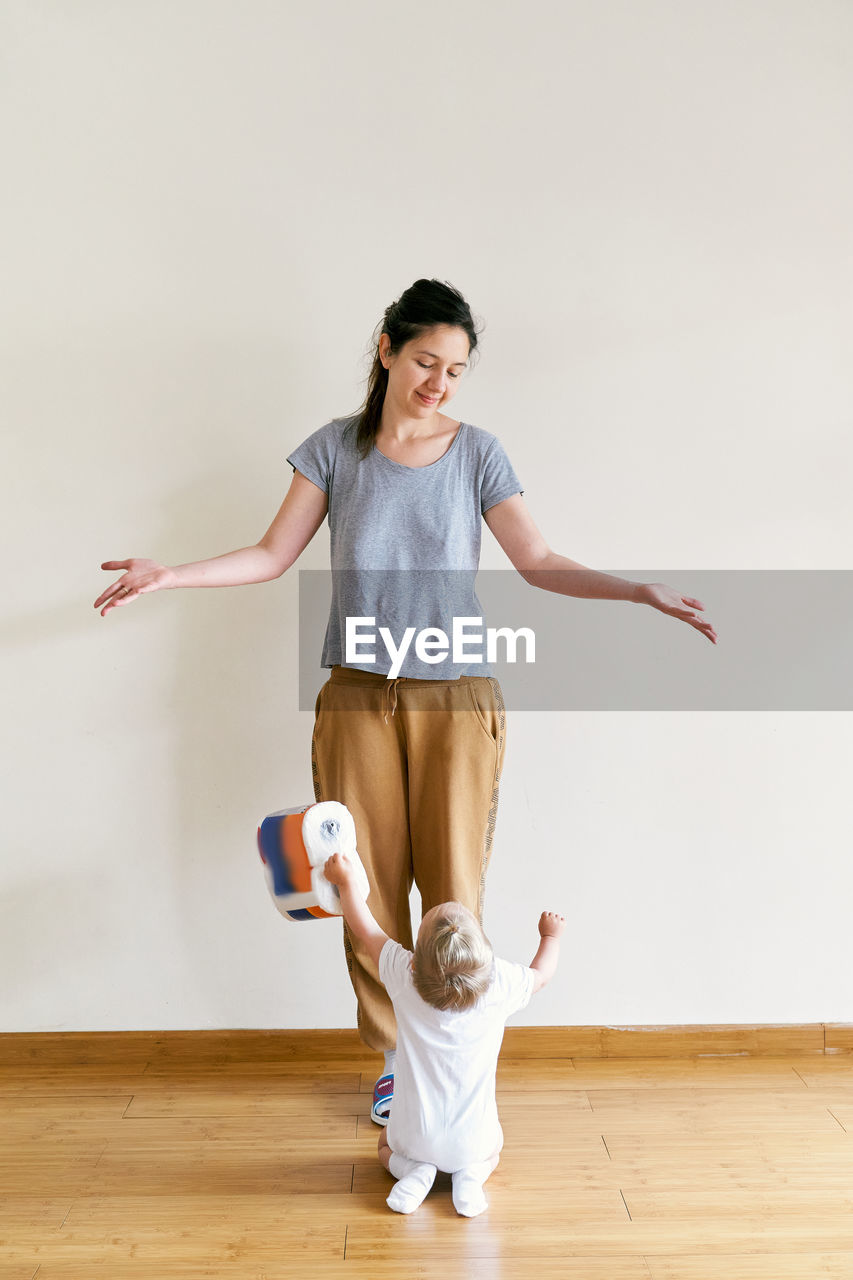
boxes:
[323,851,565,1217]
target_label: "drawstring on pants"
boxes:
[383,677,402,724]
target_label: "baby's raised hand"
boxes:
[323,852,353,886]
[538,911,566,938]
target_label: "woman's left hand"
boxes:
[637,583,717,644]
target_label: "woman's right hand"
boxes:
[94,559,178,617]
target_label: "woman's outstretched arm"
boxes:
[94,470,328,616]
[484,493,717,644]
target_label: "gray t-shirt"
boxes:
[287,415,523,678]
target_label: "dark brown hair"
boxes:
[348,278,482,459]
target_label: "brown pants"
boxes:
[311,665,507,1052]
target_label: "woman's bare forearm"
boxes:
[519,553,716,643]
[170,544,284,588]
[521,552,647,602]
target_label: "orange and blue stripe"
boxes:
[257,808,335,922]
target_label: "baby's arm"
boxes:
[323,852,390,968]
[529,911,566,993]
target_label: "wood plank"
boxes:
[343,1211,853,1259]
[124,1088,369,1119]
[29,1262,652,1280]
[564,1059,812,1088]
[584,1087,844,1133]
[0,1262,39,1280]
[586,1085,844,1115]
[0,1029,374,1068]
[0,1198,72,1230]
[0,1143,107,1196]
[789,1059,853,1085]
[3,1196,347,1268]
[78,1149,354,1196]
[0,1024,842,1068]
[0,1062,361,1097]
[626,1187,853,1219]
[0,1097,132,1120]
[502,1025,828,1058]
[647,1255,853,1278]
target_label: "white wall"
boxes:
[3,0,852,1032]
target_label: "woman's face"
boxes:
[380,324,470,419]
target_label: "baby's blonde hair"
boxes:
[412,904,494,1012]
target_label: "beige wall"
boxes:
[3,0,852,1031]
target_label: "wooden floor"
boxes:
[3,1035,853,1279]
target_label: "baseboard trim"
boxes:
[1,1024,851,1066]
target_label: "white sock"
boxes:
[451,1160,495,1218]
[386,1153,436,1214]
[383,1049,397,1076]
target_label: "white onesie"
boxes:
[379,938,535,1174]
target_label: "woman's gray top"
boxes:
[287,415,523,678]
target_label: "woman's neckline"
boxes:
[372,421,467,472]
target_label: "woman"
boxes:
[95,278,716,1124]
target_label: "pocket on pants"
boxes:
[466,677,501,746]
[311,679,333,762]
